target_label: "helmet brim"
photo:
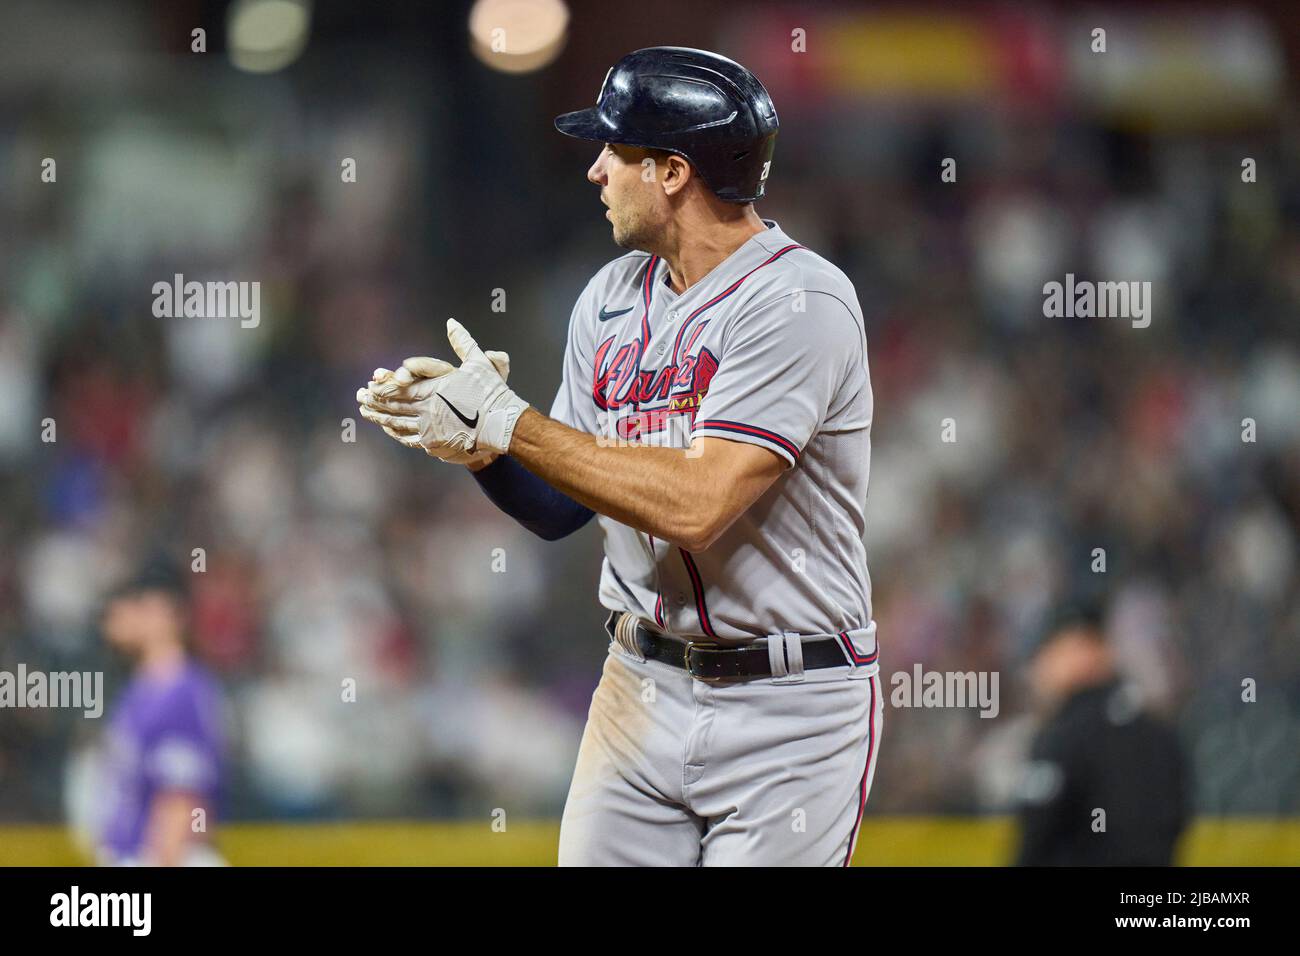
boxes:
[554,107,615,142]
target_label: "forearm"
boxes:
[507,408,709,549]
[142,793,202,866]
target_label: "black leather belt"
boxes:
[604,611,852,681]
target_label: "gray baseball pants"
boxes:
[558,633,883,866]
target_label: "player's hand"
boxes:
[360,320,529,458]
[358,345,511,466]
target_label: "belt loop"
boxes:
[784,632,805,677]
[767,634,789,680]
[612,612,646,662]
[771,632,806,685]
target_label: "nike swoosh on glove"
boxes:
[435,319,530,455]
[358,348,510,463]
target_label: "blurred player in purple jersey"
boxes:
[96,558,227,866]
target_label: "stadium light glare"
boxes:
[227,0,312,74]
[469,0,569,74]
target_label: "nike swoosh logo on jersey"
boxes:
[437,394,478,428]
[598,305,634,322]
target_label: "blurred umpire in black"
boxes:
[1014,602,1191,866]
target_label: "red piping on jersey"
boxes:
[638,255,658,352]
[677,548,716,639]
[692,419,801,462]
[670,243,804,366]
[843,673,880,866]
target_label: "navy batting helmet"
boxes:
[554,47,779,204]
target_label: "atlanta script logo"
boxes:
[592,331,718,441]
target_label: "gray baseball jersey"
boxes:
[550,219,875,653]
[550,219,881,866]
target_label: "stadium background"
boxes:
[0,0,1297,865]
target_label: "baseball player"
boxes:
[358,47,880,866]
[96,558,226,866]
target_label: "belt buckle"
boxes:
[683,641,723,682]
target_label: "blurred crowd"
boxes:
[0,2,1297,826]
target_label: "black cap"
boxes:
[108,553,190,603]
[1029,598,1107,657]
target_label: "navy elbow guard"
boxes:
[471,456,595,540]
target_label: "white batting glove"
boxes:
[359,348,511,465]
[437,319,530,455]
[360,319,529,458]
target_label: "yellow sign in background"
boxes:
[3,818,1296,867]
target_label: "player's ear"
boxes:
[660,153,693,198]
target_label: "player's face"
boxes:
[102,592,183,655]
[588,143,667,250]
[1029,630,1107,702]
